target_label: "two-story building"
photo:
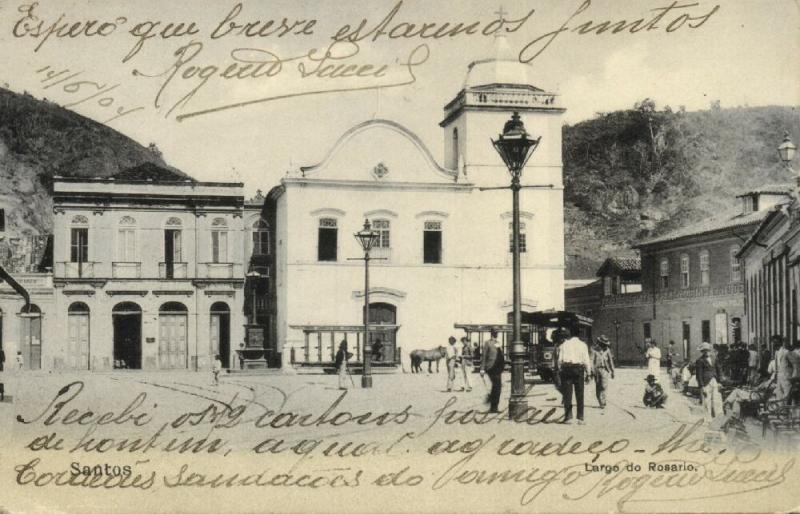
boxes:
[739,176,800,352]
[268,35,566,366]
[581,187,791,365]
[48,163,249,371]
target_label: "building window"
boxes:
[162,217,183,278]
[643,322,651,339]
[423,220,442,264]
[659,258,669,289]
[508,222,527,253]
[730,245,741,283]
[701,320,710,343]
[603,276,612,296]
[117,216,137,261]
[252,219,269,256]
[70,215,89,264]
[680,254,690,288]
[318,217,338,262]
[372,219,390,248]
[699,250,710,286]
[452,128,459,169]
[211,218,228,264]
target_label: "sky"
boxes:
[0,0,798,194]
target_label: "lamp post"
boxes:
[613,319,621,358]
[492,112,541,419]
[353,219,381,388]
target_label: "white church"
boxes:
[268,37,567,367]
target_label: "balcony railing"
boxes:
[112,262,141,279]
[601,282,744,307]
[198,262,242,279]
[159,262,188,279]
[55,261,97,278]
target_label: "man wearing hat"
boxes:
[592,335,615,409]
[695,342,723,419]
[445,336,459,392]
[643,374,667,408]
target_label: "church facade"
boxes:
[270,47,567,366]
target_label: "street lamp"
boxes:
[778,131,797,164]
[613,319,621,358]
[354,219,381,388]
[492,112,541,419]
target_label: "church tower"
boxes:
[440,32,565,188]
[440,31,567,312]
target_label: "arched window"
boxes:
[165,217,182,227]
[159,302,188,313]
[117,216,137,261]
[68,302,90,313]
[252,219,269,256]
[730,245,742,283]
[680,254,690,288]
[699,250,710,286]
[211,218,228,263]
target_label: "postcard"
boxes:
[0,0,798,512]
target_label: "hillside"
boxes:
[563,101,800,278]
[0,88,798,278]
[0,87,183,236]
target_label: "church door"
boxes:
[366,302,396,363]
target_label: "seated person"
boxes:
[723,374,775,419]
[371,339,384,362]
[643,374,668,408]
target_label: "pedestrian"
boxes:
[643,374,668,408]
[666,340,677,374]
[335,340,353,390]
[212,354,222,386]
[696,342,723,420]
[445,336,459,392]
[591,335,615,409]
[747,343,760,385]
[459,336,473,392]
[0,347,5,372]
[644,339,662,377]
[556,328,592,425]
[480,329,504,413]
[774,335,794,401]
[15,351,23,371]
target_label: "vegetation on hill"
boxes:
[0,87,179,235]
[563,100,800,278]
[0,87,797,279]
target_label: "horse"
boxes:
[410,346,447,373]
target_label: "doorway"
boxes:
[682,321,691,360]
[365,302,396,362]
[159,302,187,369]
[67,302,90,370]
[19,304,42,370]
[113,302,142,369]
[210,302,231,368]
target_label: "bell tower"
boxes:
[440,32,566,188]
